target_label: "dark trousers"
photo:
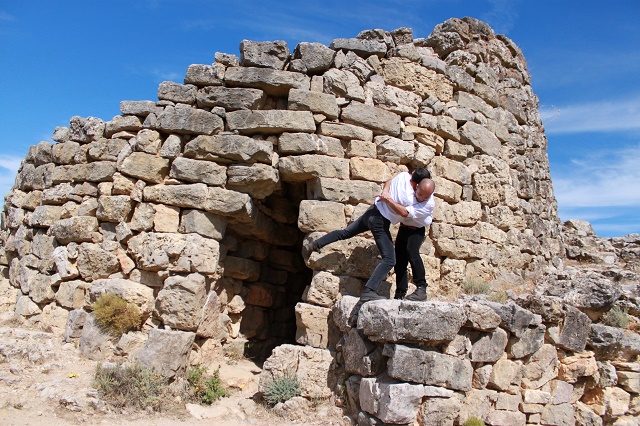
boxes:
[394,225,427,298]
[314,205,394,292]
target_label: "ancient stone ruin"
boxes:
[2,16,640,425]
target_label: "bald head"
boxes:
[415,178,435,202]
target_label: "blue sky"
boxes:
[1,0,639,238]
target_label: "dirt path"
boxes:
[0,315,349,426]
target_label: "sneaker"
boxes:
[405,286,428,301]
[359,287,386,302]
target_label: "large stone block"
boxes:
[385,344,473,391]
[459,121,502,156]
[342,102,401,136]
[359,376,425,424]
[294,302,337,349]
[224,66,310,96]
[157,81,197,104]
[155,104,223,135]
[226,110,316,135]
[307,177,381,204]
[155,273,207,331]
[558,305,591,353]
[278,154,349,182]
[88,278,155,317]
[318,121,373,141]
[358,299,467,344]
[298,200,346,233]
[226,163,279,199]
[589,324,640,361]
[48,216,99,244]
[169,157,227,186]
[184,63,225,86]
[143,183,208,209]
[135,328,195,378]
[240,40,289,70]
[196,86,266,110]
[179,209,226,240]
[118,152,170,184]
[290,42,335,73]
[184,133,273,164]
[380,57,454,102]
[288,89,339,119]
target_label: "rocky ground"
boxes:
[0,313,349,426]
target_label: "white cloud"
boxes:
[0,11,15,21]
[544,96,640,134]
[0,155,21,200]
[552,144,640,209]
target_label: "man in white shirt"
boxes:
[304,168,435,302]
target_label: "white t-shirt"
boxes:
[375,172,434,227]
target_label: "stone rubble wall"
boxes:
[0,15,595,422]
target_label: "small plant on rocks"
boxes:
[186,365,227,405]
[94,362,170,411]
[462,277,491,295]
[92,293,142,337]
[263,375,301,406]
[602,305,629,328]
[462,416,486,426]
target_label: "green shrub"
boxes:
[462,277,491,295]
[603,305,629,328]
[92,293,142,337]
[94,363,169,411]
[263,376,301,406]
[186,365,227,405]
[462,416,486,426]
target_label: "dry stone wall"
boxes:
[3,15,621,424]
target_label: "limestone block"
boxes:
[306,236,380,280]
[589,324,640,361]
[430,156,472,185]
[14,295,41,318]
[342,328,385,376]
[508,324,546,359]
[226,110,316,135]
[433,176,463,203]
[558,305,591,353]
[322,68,366,101]
[318,121,373,141]
[129,203,155,232]
[458,389,498,424]
[224,256,260,281]
[88,278,155,317]
[154,104,223,135]
[291,42,335,73]
[120,100,161,116]
[184,133,273,164]
[135,329,195,379]
[307,177,381,204]
[239,40,289,70]
[51,141,81,164]
[196,86,266,110]
[105,116,142,137]
[385,344,473,391]
[28,273,55,304]
[303,272,339,308]
[374,135,414,164]
[205,187,254,220]
[479,300,540,338]
[68,116,105,143]
[259,344,336,399]
[96,195,134,223]
[170,157,227,186]
[342,102,401,136]
[76,243,120,282]
[558,351,598,383]
[28,205,63,228]
[496,393,522,411]
[184,63,224,86]
[143,183,208,210]
[486,410,526,426]
[227,163,279,199]
[278,154,349,182]
[603,387,631,417]
[245,284,274,307]
[55,280,87,309]
[157,81,197,104]
[288,89,339,119]
[78,314,114,360]
[87,138,129,161]
[224,66,310,96]
[279,132,331,154]
[159,134,182,159]
[298,200,347,233]
[330,37,387,57]
[179,209,226,240]
[472,173,501,207]
[118,152,170,184]
[155,273,207,331]
[52,246,79,279]
[419,394,462,426]
[127,232,220,274]
[488,356,523,391]
[469,328,508,362]
[48,216,99,244]
[522,344,559,390]
[574,401,604,426]
[524,389,551,404]
[112,173,136,195]
[550,380,574,405]
[331,295,362,332]
[379,57,454,102]
[63,309,87,341]
[197,291,222,339]
[359,376,425,424]
[153,204,180,233]
[464,301,502,331]
[617,371,640,394]
[366,77,422,117]
[295,302,336,349]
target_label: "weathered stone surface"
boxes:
[76,243,120,282]
[558,351,598,383]
[342,328,385,376]
[196,86,266,110]
[184,133,273,164]
[205,187,254,220]
[291,42,335,73]
[508,324,546,359]
[78,314,113,360]
[385,344,473,391]
[358,300,467,343]
[298,200,346,233]
[288,89,339,119]
[157,81,197,104]
[224,66,310,96]
[318,121,373,141]
[184,63,224,86]
[589,324,640,361]
[226,110,316,135]
[489,356,523,391]
[380,57,454,101]
[226,163,278,199]
[155,273,207,331]
[331,295,362,332]
[307,177,381,204]
[155,104,223,135]
[459,121,502,156]
[48,217,99,244]
[68,116,105,143]
[465,301,502,331]
[522,344,559,389]
[342,102,401,136]
[558,305,591,352]
[259,344,336,398]
[28,205,63,228]
[127,232,220,274]
[135,328,195,378]
[96,195,134,223]
[359,375,425,424]
[469,328,508,362]
[118,152,170,184]
[120,100,161,116]
[88,278,155,317]
[143,183,208,209]
[295,302,335,349]
[179,209,226,240]
[240,40,289,70]
[278,154,349,182]
[170,157,227,186]
[322,68,366,101]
